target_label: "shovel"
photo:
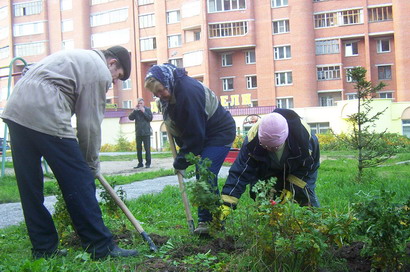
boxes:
[166,131,195,234]
[96,174,158,252]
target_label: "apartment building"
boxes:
[0,0,409,142]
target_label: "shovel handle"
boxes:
[166,131,195,233]
[96,174,158,251]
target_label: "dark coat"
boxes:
[164,68,236,169]
[221,108,320,202]
[128,107,153,137]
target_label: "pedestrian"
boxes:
[217,108,320,223]
[144,63,236,235]
[128,98,153,169]
[1,46,138,259]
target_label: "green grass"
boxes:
[0,153,409,271]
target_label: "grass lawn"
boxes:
[0,152,409,271]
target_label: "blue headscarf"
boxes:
[145,63,177,94]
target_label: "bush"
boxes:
[232,134,244,149]
[317,132,410,152]
[100,135,136,152]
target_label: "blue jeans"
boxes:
[197,145,230,223]
[6,120,113,257]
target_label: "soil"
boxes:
[333,242,372,272]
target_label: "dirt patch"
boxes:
[334,242,372,272]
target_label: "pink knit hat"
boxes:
[258,113,289,148]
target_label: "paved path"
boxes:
[0,164,230,229]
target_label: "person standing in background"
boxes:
[128,98,153,168]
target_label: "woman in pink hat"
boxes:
[218,108,321,222]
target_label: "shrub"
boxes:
[353,190,410,271]
[232,134,244,149]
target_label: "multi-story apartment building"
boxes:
[0,0,409,144]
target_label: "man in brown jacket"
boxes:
[1,46,138,260]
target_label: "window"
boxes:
[168,34,181,48]
[61,19,73,32]
[194,31,201,41]
[0,26,8,40]
[138,0,154,5]
[378,92,393,99]
[209,21,248,38]
[90,8,128,27]
[272,0,288,8]
[309,123,330,134]
[276,97,293,109]
[274,45,291,60]
[62,40,74,50]
[275,71,292,86]
[319,96,334,107]
[317,66,341,80]
[314,12,337,28]
[378,65,392,80]
[14,1,42,17]
[222,77,234,91]
[316,39,339,55]
[139,14,155,28]
[246,75,257,89]
[140,37,156,51]
[91,29,129,48]
[167,10,180,24]
[208,0,246,13]
[221,53,232,67]
[13,22,44,37]
[403,120,410,138]
[0,46,9,59]
[0,6,8,20]
[122,100,132,109]
[346,93,358,100]
[345,67,358,82]
[272,19,289,34]
[183,50,203,67]
[377,39,390,53]
[122,79,131,90]
[368,6,393,22]
[15,42,45,57]
[345,41,358,56]
[341,9,362,25]
[169,58,183,68]
[245,50,255,64]
[61,0,72,10]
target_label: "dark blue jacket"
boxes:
[165,69,236,169]
[221,108,320,203]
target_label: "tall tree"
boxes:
[345,67,393,181]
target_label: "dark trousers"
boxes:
[197,145,230,222]
[136,135,151,166]
[6,120,113,257]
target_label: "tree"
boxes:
[345,67,394,181]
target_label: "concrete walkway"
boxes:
[0,164,230,229]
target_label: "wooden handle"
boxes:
[97,174,144,233]
[166,131,195,233]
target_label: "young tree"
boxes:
[345,67,394,181]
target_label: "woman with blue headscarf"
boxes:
[145,64,236,235]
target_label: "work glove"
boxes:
[279,189,293,204]
[174,168,186,178]
[212,204,232,230]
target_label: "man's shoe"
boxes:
[32,249,68,259]
[108,245,138,258]
[194,222,209,235]
[133,164,144,169]
[145,165,150,168]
